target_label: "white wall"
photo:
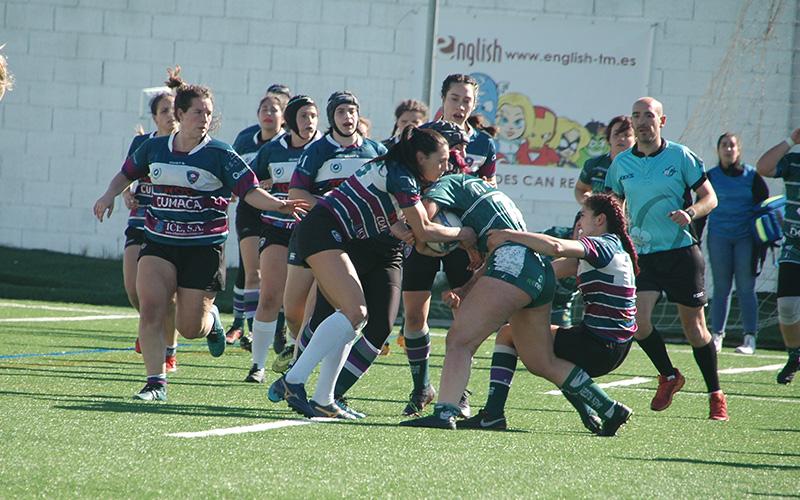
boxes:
[0,0,797,263]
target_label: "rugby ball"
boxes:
[426,209,462,254]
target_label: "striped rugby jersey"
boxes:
[318,159,422,240]
[577,233,637,342]
[252,132,321,229]
[121,133,258,246]
[232,124,285,166]
[775,152,800,264]
[290,134,387,197]
[463,126,497,179]
[126,131,156,229]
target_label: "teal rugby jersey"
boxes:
[605,140,705,255]
[775,152,800,264]
[122,133,258,246]
[423,173,526,253]
[578,152,613,193]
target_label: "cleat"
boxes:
[335,396,366,419]
[456,409,507,430]
[399,404,458,430]
[133,383,167,401]
[273,326,287,354]
[239,334,253,352]
[709,391,729,421]
[380,342,390,356]
[271,344,295,374]
[225,326,243,345]
[711,332,724,353]
[244,364,266,383]
[268,375,315,417]
[402,384,436,416]
[734,334,756,355]
[134,337,141,354]
[165,355,177,373]
[309,400,357,420]
[206,305,225,357]
[650,368,685,411]
[777,356,799,384]
[599,403,632,437]
[396,334,406,352]
[458,389,472,418]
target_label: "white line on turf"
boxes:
[0,314,138,323]
[167,417,339,438]
[546,376,652,395]
[0,302,120,314]
[718,364,784,374]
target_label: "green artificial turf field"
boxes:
[0,298,797,498]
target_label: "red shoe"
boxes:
[396,335,406,352]
[380,343,390,356]
[165,355,177,373]
[225,326,243,345]
[650,368,685,411]
[134,337,141,354]
[709,391,728,421]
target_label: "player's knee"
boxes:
[778,297,800,325]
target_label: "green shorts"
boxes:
[485,243,555,308]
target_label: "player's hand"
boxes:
[791,128,800,146]
[279,199,310,220]
[442,288,462,309]
[259,179,273,190]
[464,246,484,271]
[486,229,513,254]
[668,209,692,227]
[93,194,115,222]
[122,186,138,210]
[390,223,415,245]
[458,226,478,249]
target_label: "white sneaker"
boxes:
[712,332,725,353]
[735,334,756,355]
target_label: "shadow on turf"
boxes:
[618,456,800,472]
[51,399,293,419]
[719,450,800,459]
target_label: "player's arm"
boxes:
[551,256,579,278]
[756,128,800,178]
[402,200,475,244]
[669,179,717,227]
[93,172,134,222]
[487,229,586,259]
[574,180,592,205]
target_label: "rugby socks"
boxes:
[165,344,177,358]
[334,336,382,397]
[313,337,357,406]
[636,328,677,378]
[244,288,259,333]
[297,323,314,356]
[147,374,167,386]
[285,311,357,385]
[252,319,277,369]
[231,285,245,330]
[692,341,721,393]
[560,366,616,419]
[484,344,517,416]
[404,328,431,393]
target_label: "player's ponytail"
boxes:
[585,193,639,275]
[373,126,448,183]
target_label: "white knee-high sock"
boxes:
[312,336,357,406]
[285,311,357,385]
[252,319,276,369]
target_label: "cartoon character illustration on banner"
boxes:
[495,92,535,163]
[576,120,609,167]
[516,105,559,165]
[470,72,507,124]
[551,117,590,168]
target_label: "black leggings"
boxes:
[310,238,402,348]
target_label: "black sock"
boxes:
[692,342,720,393]
[636,328,676,377]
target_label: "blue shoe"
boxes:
[133,383,167,401]
[268,375,315,418]
[399,403,458,430]
[206,305,225,358]
[335,396,366,419]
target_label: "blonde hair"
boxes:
[0,44,14,101]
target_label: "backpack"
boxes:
[752,194,786,276]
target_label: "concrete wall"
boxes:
[0,0,797,262]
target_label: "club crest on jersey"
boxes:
[274,167,284,178]
[663,165,677,177]
[186,170,200,184]
[330,163,342,173]
[152,167,161,178]
[331,229,342,243]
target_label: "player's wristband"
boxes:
[786,137,796,148]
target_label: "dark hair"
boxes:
[584,193,639,275]
[165,71,213,117]
[605,115,632,143]
[373,127,448,183]
[440,73,479,100]
[390,99,429,136]
[716,132,741,167]
[266,83,291,100]
[149,92,173,116]
[258,93,289,112]
[467,114,498,138]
